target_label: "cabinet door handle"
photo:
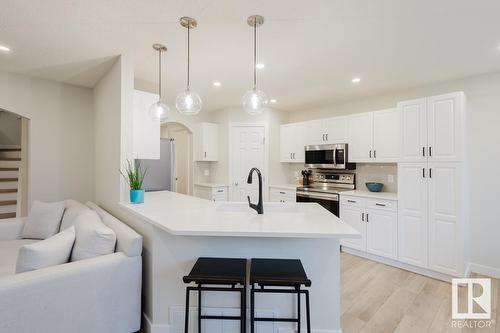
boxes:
[422,147,426,157]
[375,203,386,207]
[290,153,292,159]
[279,191,286,194]
[293,152,295,159]
[361,212,365,221]
[326,133,328,141]
[429,168,432,178]
[369,150,372,158]
[347,200,356,203]
[204,151,207,158]
[366,213,369,222]
[374,150,376,158]
[322,134,325,141]
[217,189,224,193]
[429,146,432,157]
[423,168,425,178]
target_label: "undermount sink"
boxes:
[216,202,298,213]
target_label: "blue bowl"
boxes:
[365,182,384,192]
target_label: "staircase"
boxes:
[0,147,21,219]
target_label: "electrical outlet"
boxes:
[388,174,394,183]
[203,169,210,177]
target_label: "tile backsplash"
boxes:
[288,163,398,193]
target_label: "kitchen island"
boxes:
[120,191,358,333]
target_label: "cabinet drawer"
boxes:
[365,198,397,212]
[341,196,365,208]
[211,187,227,195]
[270,188,295,197]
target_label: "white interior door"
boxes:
[397,163,428,268]
[230,126,266,202]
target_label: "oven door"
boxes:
[296,191,339,217]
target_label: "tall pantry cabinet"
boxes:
[397,92,465,276]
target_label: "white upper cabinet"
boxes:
[372,108,401,162]
[133,90,160,159]
[347,112,373,162]
[194,122,218,161]
[280,122,305,163]
[399,98,428,162]
[305,117,348,145]
[398,92,464,162]
[427,93,464,162]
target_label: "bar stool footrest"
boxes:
[201,315,243,321]
[254,317,299,322]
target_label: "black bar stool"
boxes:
[183,257,247,333]
[249,258,311,333]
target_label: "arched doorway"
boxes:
[160,122,193,195]
[0,109,29,218]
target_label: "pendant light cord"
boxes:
[158,49,162,99]
[253,20,257,90]
[187,24,191,90]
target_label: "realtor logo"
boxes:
[452,278,491,319]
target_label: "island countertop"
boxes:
[119,191,359,239]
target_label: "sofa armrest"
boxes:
[0,217,25,241]
[0,252,142,333]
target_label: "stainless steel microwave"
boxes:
[304,143,356,169]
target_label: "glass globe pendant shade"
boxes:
[148,100,170,121]
[176,89,202,115]
[242,89,268,115]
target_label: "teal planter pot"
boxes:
[130,189,145,204]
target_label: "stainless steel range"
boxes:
[296,170,355,217]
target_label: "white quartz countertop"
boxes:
[341,190,398,200]
[194,183,229,188]
[119,191,359,239]
[269,184,298,191]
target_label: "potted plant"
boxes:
[121,159,147,204]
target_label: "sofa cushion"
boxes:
[21,200,66,240]
[60,200,90,231]
[71,210,116,261]
[0,239,37,277]
[86,202,143,257]
[15,226,76,274]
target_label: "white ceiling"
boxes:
[1,0,500,112]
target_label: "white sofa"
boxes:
[0,201,143,333]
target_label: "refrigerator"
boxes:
[136,138,176,192]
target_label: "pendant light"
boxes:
[176,17,202,115]
[149,44,169,120]
[242,15,268,115]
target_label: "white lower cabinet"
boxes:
[193,185,228,202]
[269,187,296,203]
[340,195,398,259]
[398,162,464,276]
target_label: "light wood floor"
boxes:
[341,253,500,333]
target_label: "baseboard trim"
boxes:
[142,313,170,333]
[468,262,500,279]
[341,247,459,282]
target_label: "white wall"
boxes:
[288,71,500,273]
[0,71,95,204]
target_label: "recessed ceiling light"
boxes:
[256,63,265,69]
[213,81,221,87]
[351,77,361,84]
[270,99,277,103]
[0,45,11,52]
